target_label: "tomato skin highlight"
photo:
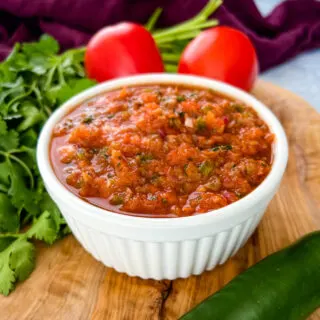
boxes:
[85,22,164,82]
[178,26,259,91]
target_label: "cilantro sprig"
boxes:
[0,35,95,295]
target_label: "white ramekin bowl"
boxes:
[37,74,288,280]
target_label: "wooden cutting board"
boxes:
[1,80,320,320]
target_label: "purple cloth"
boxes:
[0,0,319,71]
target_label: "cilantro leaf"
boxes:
[62,224,71,236]
[0,258,15,296]
[0,35,94,295]
[20,129,38,148]
[0,235,16,252]
[0,161,10,186]
[0,130,19,151]
[55,78,96,104]
[28,55,51,75]
[0,185,8,192]
[22,34,59,56]
[8,159,40,215]
[0,238,35,295]
[17,102,45,132]
[15,147,37,172]
[0,118,7,135]
[0,193,19,233]
[9,239,35,282]
[39,193,65,230]
[0,77,25,99]
[27,211,59,245]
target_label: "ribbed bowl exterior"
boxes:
[59,205,265,280]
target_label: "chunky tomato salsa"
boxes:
[51,85,274,217]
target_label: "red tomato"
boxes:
[178,26,259,91]
[85,22,164,82]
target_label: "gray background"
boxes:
[256,0,320,112]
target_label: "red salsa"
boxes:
[51,85,274,217]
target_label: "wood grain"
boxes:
[1,81,319,320]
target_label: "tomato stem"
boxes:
[194,0,222,23]
[152,0,221,40]
[153,20,218,42]
[145,8,163,32]
[156,30,201,44]
[164,63,178,73]
[161,52,181,62]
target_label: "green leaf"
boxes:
[27,211,58,244]
[0,238,35,295]
[69,48,86,64]
[20,129,38,147]
[62,224,71,236]
[0,79,25,110]
[4,111,23,120]
[8,160,40,215]
[2,43,20,66]
[0,130,19,151]
[5,53,29,73]
[61,55,73,69]
[12,53,29,70]
[39,193,64,230]
[40,35,60,54]
[0,36,87,295]
[0,258,15,296]
[0,118,7,135]
[9,101,21,114]
[17,103,45,132]
[28,55,51,75]
[0,77,24,90]
[0,193,19,233]
[55,78,96,104]
[22,35,59,56]
[0,235,16,252]
[0,63,14,83]
[0,161,10,186]
[9,239,35,281]
[17,146,37,170]
[45,85,61,105]
[0,184,8,192]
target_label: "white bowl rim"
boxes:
[37,73,288,228]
